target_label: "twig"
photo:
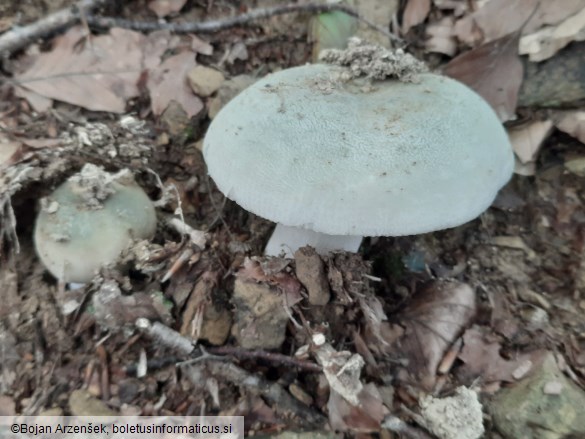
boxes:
[135,317,325,427]
[0,0,109,57]
[207,345,322,372]
[136,318,195,356]
[204,361,327,429]
[85,3,402,44]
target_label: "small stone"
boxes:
[543,381,563,395]
[199,301,232,346]
[420,387,484,439]
[232,278,288,349]
[188,66,225,97]
[491,352,585,438]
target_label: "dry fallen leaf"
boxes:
[147,51,204,118]
[236,257,302,306]
[402,0,432,34]
[328,384,389,433]
[508,119,554,165]
[397,280,476,390]
[457,325,546,383]
[453,0,534,45]
[454,0,585,45]
[148,0,187,18]
[443,32,524,122]
[0,137,21,167]
[16,27,146,113]
[554,110,585,144]
[425,16,457,56]
[13,87,52,112]
[191,35,214,56]
[520,7,585,62]
[315,343,365,406]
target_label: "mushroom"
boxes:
[203,62,513,257]
[34,164,157,283]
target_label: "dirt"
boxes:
[0,1,584,438]
[320,37,428,82]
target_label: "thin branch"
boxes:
[203,361,327,428]
[207,345,322,372]
[85,3,402,44]
[0,0,110,57]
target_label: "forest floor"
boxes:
[1,1,585,438]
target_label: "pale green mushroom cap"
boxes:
[34,164,157,283]
[203,63,514,239]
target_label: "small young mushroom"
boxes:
[34,164,157,283]
[203,60,513,257]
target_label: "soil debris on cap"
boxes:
[66,164,135,210]
[319,37,428,82]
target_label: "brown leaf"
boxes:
[508,119,554,164]
[402,0,432,34]
[236,257,302,306]
[397,280,476,390]
[92,280,171,330]
[457,326,547,383]
[453,0,536,45]
[520,7,585,62]
[453,0,585,45]
[147,51,203,118]
[13,86,52,112]
[191,35,214,56]
[16,27,146,113]
[554,110,585,144]
[237,257,268,283]
[0,136,21,166]
[328,384,389,433]
[443,32,524,122]
[143,30,177,70]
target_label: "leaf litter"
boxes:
[3,0,585,436]
[401,0,432,34]
[442,31,523,122]
[14,26,205,117]
[394,280,477,390]
[15,27,145,113]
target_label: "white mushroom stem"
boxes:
[265,224,362,258]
